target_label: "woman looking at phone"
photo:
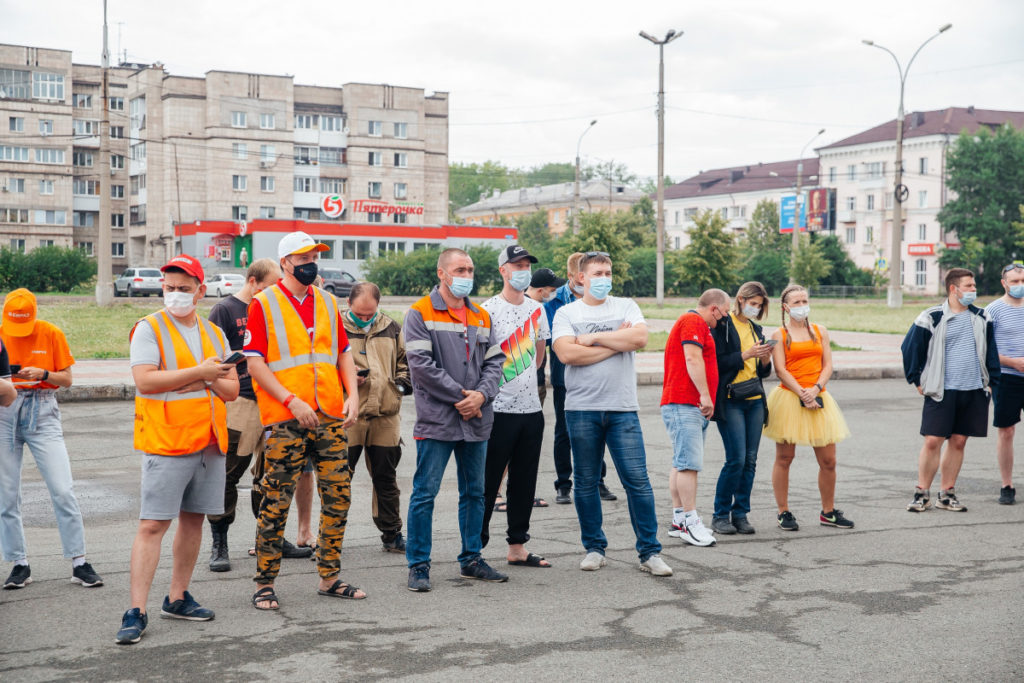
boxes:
[763,284,853,532]
[709,281,773,536]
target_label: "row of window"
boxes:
[71,211,125,228]
[294,114,345,132]
[827,157,930,183]
[2,145,126,169]
[294,146,346,166]
[0,69,64,101]
[4,177,132,199]
[844,190,927,211]
[0,208,66,224]
[315,239,431,261]
[367,121,408,139]
[367,151,408,168]
[843,224,932,245]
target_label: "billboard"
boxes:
[781,189,835,233]
[780,193,807,233]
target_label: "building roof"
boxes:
[820,106,1024,150]
[456,179,645,215]
[662,158,819,201]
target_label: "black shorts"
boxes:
[920,388,990,438]
[993,373,1024,428]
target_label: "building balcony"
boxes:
[293,191,320,209]
[859,176,886,190]
[837,209,856,223]
[72,195,100,212]
[73,136,100,149]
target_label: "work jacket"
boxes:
[342,310,411,422]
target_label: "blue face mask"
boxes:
[588,277,612,300]
[957,289,977,306]
[1009,284,1024,299]
[449,275,473,298]
[508,270,532,292]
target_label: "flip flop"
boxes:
[252,586,280,610]
[317,579,366,600]
[533,498,549,508]
[493,497,507,512]
[508,553,551,568]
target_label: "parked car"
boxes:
[114,267,164,297]
[206,273,246,297]
[319,268,357,297]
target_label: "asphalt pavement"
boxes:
[2,380,1022,681]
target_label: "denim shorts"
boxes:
[661,403,708,472]
[140,443,226,520]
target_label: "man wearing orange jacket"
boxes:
[116,255,239,645]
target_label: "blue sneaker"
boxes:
[161,590,214,621]
[408,563,431,592]
[116,608,148,644]
[460,558,508,583]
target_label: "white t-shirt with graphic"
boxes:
[551,295,645,411]
[481,294,550,414]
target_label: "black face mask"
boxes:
[291,261,318,286]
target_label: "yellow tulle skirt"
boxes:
[763,386,851,447]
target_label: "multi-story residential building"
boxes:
[456,179,645,235]
[0,43,449,270]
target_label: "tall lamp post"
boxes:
[573,119,597,232]
[790,128,825,284]
[863,23,952,308]
[640,28,682,307]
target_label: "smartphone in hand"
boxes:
[764,339,779,347]
[222,351,245,365]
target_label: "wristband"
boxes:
[814,383,823,391]
[283,394,296,408]
[42,370,49,382]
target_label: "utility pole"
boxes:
[573,120,596,232]
[790,128,825,284]
[640,29,682,307]
[95,0,113,306]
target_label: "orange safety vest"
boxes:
[133,310,229,455]
[253,283,345,427]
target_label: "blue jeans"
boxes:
[713,398,765,521]
[406,438,486,568]
[0,391,86,562]
[566,411,661,561]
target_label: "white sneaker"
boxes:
[579,551,607,571]
[639,554,673,576]
[680,516,716,547]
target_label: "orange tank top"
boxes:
[781,324,824,391]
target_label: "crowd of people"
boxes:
[0,231,1019,646]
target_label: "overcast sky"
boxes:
[5,0,1023,183]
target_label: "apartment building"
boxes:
[0,43,449,270]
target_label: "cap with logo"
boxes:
[278,231,331,259]
[530,268,567,289]
[160,254,205,283]
[498,244,539,267]
[2,288,37,338]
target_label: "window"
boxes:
[73,93,92,108]
[39,239,55,247]
[393,213,408,224]
[295,146,317,165]
[77,241,94,256]
[674,236,681,249]
[393,122,408,139]
[111,184,124,198]
[864,161,884,178]
[231,111,247,128]
[884,193,893,210]
[130,142,146,160]
[901,224,905,241]
[232,174,247,191]
[110,126,124,139]
[10,239,25,252]
[0,69,31,99]
[919,157,928,175]
[865,226,873,243]
[322,115,343,132]
[260,145,275,163]
[413,242,440,251]
[73,211,95,227]
[259,113,275,129]
[320,147,345,165]
[130,204,146,224]
[847,164,856,181]
[232,205,248,221]
[0,209,29,223]
[130,174,146,194]
[368,120,382,136]
[368,151,382,166]
[73,151,94,167]
[918,223,927,241]
[684,207,699,219]
[39,119,53,135]
[719,207,728,218]
[394,153,408,168]
[259,206,275,219]
[915,258,927,287]
[129,96,146,127]
[866,194,875,210]
[379,241,405,256]
[845,227,856,244]
[33,72,65,100]
[319,240,336,259]
[295,114,317,129]
[112,213,124,227]
[233,143,248,160]
[34,210,66,225]
[828,166,836,183]
[366,212,382,223]
[73,180,99,195]
[0,146,30,162]
[918,190,927,208]
[368,181,382,198]
[112,242,125,258]
[109,96,124,111]
[6,178,24,193]
[8,117,23,132]
[394,182,408,199]
[39,179,54,195]
[845,196,856,211]
[320,178,345,194]
[260,176,275,192]
[110,154,125,170]
[35,149,65,164]
[293,177,316,192]
[342,240,371,260]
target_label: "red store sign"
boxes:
[907,243,935,256]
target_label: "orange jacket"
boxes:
[133,310,229,455]
[252,284,345,426]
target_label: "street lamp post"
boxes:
[790,128,825,284]
[863,23,952,308]
[640,29,682,307]
[573,120,597,232]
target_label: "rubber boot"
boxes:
[208,522,231,572]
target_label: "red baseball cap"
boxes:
[160,254,205,282]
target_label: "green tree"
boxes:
[815,234,873,287]
[613,196,657,248]
[584,160,637,186]
[936,124,1024,293]
[552,211,631,286]
[513,210,554,266]
[639,176,675,196]
[739,199,790,294]
[0,246,95,292]
[790,234,832,288]
[363,249,441,296]
[520,162,576,187]
[675,209,740,295]
[448,160,513,216]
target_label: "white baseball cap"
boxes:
[278,231,331,259]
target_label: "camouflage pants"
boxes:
[254,414,350,584]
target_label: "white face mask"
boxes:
[788,305,810,321]
[165,291,197,317]
[742,304,761,319]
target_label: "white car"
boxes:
[114,268,164,297]
[206,273,246,297]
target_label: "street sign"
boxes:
[322,195,345,218]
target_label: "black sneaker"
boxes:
[408,563,431,592]
[777,511,799,531]
[820,509,855,529]
[555,488,572,504]
[382,532,406,553]
[460,558,509,583]
[115,608,147,645]
[711,517,737,535]
[3,564,31,589]
[999,486,1016,505]
[598,484,618,501]
[72,562,104,587]
[161,591,214,621]
[732,517,756,535]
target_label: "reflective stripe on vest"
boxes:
[133,310,228,455]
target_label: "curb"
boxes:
[637,366,903,385]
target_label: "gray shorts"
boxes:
[140,443,226,520]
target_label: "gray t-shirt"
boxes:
[130,312,205,368]
[551,295,645,411]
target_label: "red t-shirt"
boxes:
[244,281,349,357]
[661,311,718,407]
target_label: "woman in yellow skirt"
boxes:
[764,284,853,531]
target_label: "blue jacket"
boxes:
[543,283,577,388]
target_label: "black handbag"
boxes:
[726,377,763,400]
